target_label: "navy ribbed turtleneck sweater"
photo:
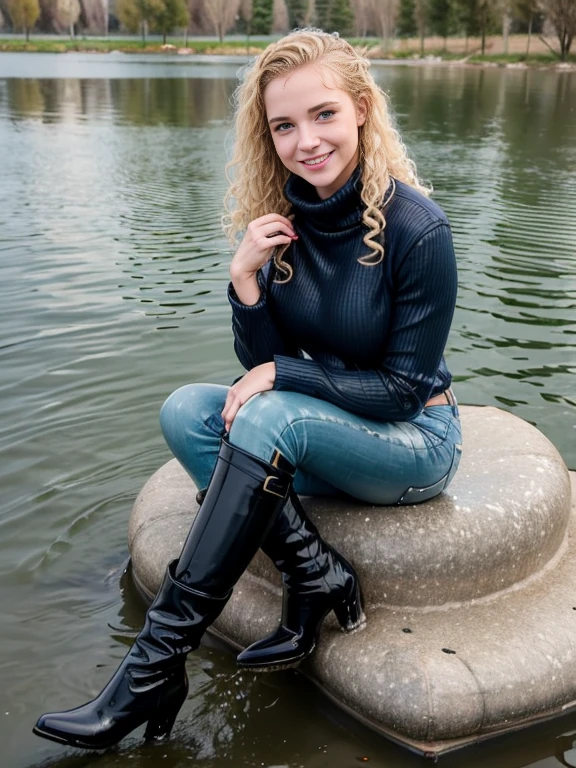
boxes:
[227,167,457,422]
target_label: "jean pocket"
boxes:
[397,440,462,505]
[204,411,226,436]
[414,409,454,448]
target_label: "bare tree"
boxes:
[414,0,428,55]
[368,0,399,49]
[205,0,241,41]
[539,0,576,60]
[513,0,539,53]
[55,0,80,37]
[501,0,512,53]
[273,0,289,31]
[352,0,371,35]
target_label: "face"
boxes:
[263,65,367,200]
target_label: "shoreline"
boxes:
[1,39,575,71]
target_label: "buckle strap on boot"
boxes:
[196,445,294,503]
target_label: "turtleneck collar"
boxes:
[284,165,364,232]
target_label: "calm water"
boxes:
[0,54,575,768]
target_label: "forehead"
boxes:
[263,65,345,112]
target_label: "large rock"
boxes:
[129,406,575,755]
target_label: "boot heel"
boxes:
[333,581,366,633]
[144,675,189,742]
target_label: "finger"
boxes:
[258,221,297,239]
[222,386,243,421]
[255,213,297,229]
[256,235,294,251]
[224,399,242,432]
[221,393,235,422]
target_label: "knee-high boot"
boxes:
[236,490,365,671]
[33,440,294,750]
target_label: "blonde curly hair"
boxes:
[223,29,429,277]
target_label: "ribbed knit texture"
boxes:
[228,167,457,421]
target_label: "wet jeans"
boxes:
[159,383,462,506]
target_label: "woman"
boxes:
[34,29,461,750]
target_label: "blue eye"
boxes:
[275,122,292,132]
[318,110,334,120]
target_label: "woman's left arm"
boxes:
[272,223,458,421]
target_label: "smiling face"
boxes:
[263,64,367,200]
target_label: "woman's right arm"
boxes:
[228,214,300,369]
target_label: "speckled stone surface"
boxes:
[129,406,576,754]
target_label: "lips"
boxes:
[299,151,334,169]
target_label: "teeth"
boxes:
[303,153,330,166]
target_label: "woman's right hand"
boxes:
[230,214,297,305]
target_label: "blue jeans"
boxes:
[159,384,462,506]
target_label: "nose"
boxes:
[297,124,321,152]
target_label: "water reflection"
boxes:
[3,77,235,127]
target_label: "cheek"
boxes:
[270,134,292,161]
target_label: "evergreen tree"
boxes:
[428,0,454,43]
[315,0,331,30]
[252,0,273,33]
[398,0,417,36]
[453,0,477,37]
[414,0,430,54]
[329,0,353,35]
[286,0,308,28]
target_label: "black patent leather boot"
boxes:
[33,440,294,750]
[236,490,365,671]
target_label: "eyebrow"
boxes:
[268,101,340,125]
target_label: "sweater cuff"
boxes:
[227,282,268,314]
[273,355,323,396]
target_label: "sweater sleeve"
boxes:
[273,223,457,421]
[228,267,300,370]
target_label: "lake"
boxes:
[0,52,575,768]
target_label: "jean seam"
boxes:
[274,414,455,463]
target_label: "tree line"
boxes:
[1,0,574,60]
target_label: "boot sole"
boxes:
[32,725,112,750]
[237,645,313,673]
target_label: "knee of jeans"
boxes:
[159,383,224,443]
[230,391,301,462]
[233,391,291,430]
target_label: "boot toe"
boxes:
[237,626,311,669]
[34,710,101,749]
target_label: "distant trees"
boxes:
[2,0,574,59]
[5,0,40,39]
[252,0,273,33]
[116,0,187,42]
[398,0,416,36]
[61,0,81,35]
[286,0,308,27]
[369,0,399,46]
[151,0,188,42]
[513,0,539,52]
[204,0,241,41]
[539,0,576,60]
[428,0,455,46]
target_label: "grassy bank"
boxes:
[0,36,574,67]
[0,37,272,55]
